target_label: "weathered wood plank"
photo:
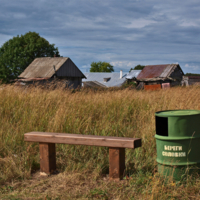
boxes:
[109,148,125,181]
[39,143,56,174]
[24,132,141,149]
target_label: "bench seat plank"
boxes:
[24,132,141,149]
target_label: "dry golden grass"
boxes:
[0,85,200,199]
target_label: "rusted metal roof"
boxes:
[137,64,169,79]
[160,65,175,77]
[19,57,86,79]
[137,64,184,80]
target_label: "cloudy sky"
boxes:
[1,0,200,73]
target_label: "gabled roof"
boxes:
[82,72,129,87]
[126,70,141,79]
[137,64,183,80]
[83,81,107,88]
[19,57,86,79]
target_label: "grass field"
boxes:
[0,85,200,199]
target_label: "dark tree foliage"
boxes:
[90,61,114,72]
[129,68,134,72]
[0,32,60,83]
[133,64,145,70]
[185,73,200,76]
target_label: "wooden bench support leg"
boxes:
[39,143,56,175]
[109,147,125,181]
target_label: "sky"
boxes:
[0,0,200,74]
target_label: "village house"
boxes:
[82,70,141,88]
[16,57,86,89]
[182,76,200,86]
[136,64,184,90]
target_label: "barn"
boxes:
[136,64,184,90]
[16,57,86,89]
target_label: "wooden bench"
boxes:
[24,132,141,181]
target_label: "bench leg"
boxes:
[39,143,56,175]
[109,147,125,181]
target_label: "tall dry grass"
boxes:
[0,85,200,199]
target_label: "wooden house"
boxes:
[83,71,129,88]
[136,64,184,90]
[16,57,86,89]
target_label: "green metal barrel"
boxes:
[155,110,200,180]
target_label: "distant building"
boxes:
[82,70,141,88]
[136,64,184,90]
[182,76,200,86]
[16,57,86,89]
[125,70,142,82]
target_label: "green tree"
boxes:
[0,31,60,83]
[133,64,145,70]
[185,73,200,76]
[90,61,114,72]
[129,68,134,73]
[129,65,145,72]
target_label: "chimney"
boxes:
[120,70,123,79]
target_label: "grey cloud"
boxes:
[0,0,200,73]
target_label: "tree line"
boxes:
[0,31,162,83]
